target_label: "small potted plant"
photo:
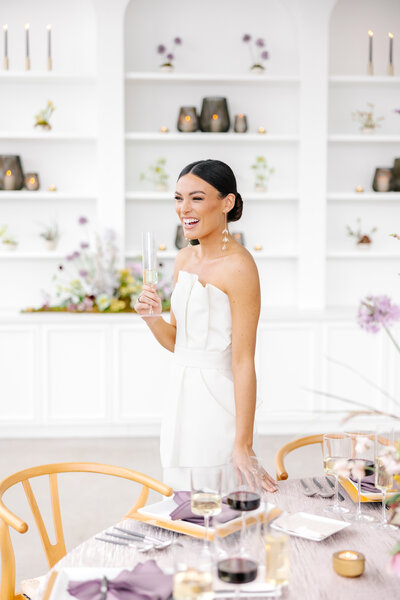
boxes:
[242,34,270,73]
[40,222,59,250]
[346,218,377,248]
[140,158,169,191]
[251,156,275,192]
[34,100,55,131]
[0,225,18,250]
[352,103,384,134]
[157,37,182,72]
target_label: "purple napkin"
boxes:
[170,491,240,525]
[67,560,172,600]
[349,473,380,493]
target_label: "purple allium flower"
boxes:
[78,216,88,225]
[58,264,64,270]
[242,34,251,42]
[166,53,174,61]
[83,297,94,310]
[79,269,88,278]
[395,109,400,115]
[174,37,182,45]
[256,38,265,47]
[261,50,269,60]
[80,242,89,249]
[157,44,166,54]
[357,295,400,333]
[66,254,73,261]
[72,251,80,259]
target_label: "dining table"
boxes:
[36,476,399,600]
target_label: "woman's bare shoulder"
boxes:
[222,247,260,293]
[173,245,194,279]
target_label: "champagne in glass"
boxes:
[264,531,290,587]
[322,434,350,515]
[191,491,222,516]
[173,568,213,600]
[374,427,396,530]
[141,231,158,316]
[190,466,222,548]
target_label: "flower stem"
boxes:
[383,325,400,355]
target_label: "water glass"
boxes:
[322,433,351,515]
[173,543,213,600]
[374,427,397,530]
[345,431,376,523]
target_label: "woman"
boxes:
[135,159,277,493]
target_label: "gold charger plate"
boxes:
[339,477,397,503]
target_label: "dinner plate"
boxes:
[271,511,351,541]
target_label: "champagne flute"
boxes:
[345,431,376,523]
[374,427,397,530]
[322,433,350,515]
[190,466,222,549]
[141,231,158,316]
[172,542,213,600]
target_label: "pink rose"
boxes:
[388,553,400,577]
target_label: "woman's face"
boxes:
[175,173,233,241]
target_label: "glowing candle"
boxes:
[210,113,219,132]
[3,169,16,190]
[368,30,373,63]
[332,550,365,578]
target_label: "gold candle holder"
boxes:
[3,56,8,70]
[257,126,266,134]
[332,551,365,578]
[158,244,167,251]
[25,56,30,71]
[47,57,52,71]
[388,63,394,76]
[160,126,169,133]
[355,185,364,193]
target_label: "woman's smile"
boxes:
[182,217,200,230]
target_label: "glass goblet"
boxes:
[374,427,397,530]
[345,431,376,523]
[141,231,158,317]
[322,433,351,515]
[190,466,222,549]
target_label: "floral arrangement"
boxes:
[251,156,274,192]
[24,217,172,313]
[242,34,269,71]
[346,218,377,246]
[351,102,384,133]
[0,224,18,250]
[157,37,182,70]
[40,222,59,242]
[34,100,55,130]
[140,158,169,191]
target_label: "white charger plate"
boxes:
[271,511,351,541]
[48,567,131,600]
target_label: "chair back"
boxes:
[275,434,323,480]
[0,462,172,600]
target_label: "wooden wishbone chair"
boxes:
[275,434,323,481]
[0,462,173,600]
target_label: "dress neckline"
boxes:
[178,270,229,299]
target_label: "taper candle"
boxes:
[388,32,394,76]
[3,24,8,70]
[46,24,52,71]
[25,23,30,70]
[368,30,373,75]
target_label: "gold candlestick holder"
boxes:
[388,63,394,76]
[47,57,52,71]
[3,56,8,70]
[25,56,30,71]
[367,61,373,75]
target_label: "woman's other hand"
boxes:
[134,284,162,317]
[233,445,278,493]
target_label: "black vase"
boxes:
[392,158,400,191]
[200,97,230,132]
[177,106,199,132]
[372,168,393,192]
[0,155,24,190]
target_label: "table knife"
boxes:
[95,536,139,548]
[325,476,345,501]
[113,526,165,545]
[312,477,334,497]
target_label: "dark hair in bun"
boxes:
[178,159,243,223]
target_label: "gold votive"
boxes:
[48,184,57,192]
[332,551,365,578]
[257,126,266,134]
[160,126,169,133]
[254,244,263,251]
[355,185,364,193]
[158,244,167,251]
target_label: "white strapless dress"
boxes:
[160,270,236,490]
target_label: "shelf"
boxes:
[125,132,298,142]
[0,132,96,141]
[328,192,400,201]
[328,134,400,143]
[0,251,66,259]
[125,191,298,201]
[126,250,297,260]
[328,251,400,259]
[0,72,96,84]
[125,72,299,84]
[0,191,97,200]
[329,75,400,85]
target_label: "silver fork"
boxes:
[312,477,334,498]
[100,576,108,600]
[300,479,317,496]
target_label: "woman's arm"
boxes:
[134,247,188,352]
[226,254,277,492]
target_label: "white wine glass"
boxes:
[345,431,376,523]
[374,427,397,530]
[322,433,350,515]
[141,231,158,316]
[190,466,222,550]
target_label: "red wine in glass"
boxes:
[217,558,258,585]
[226,491,261,511]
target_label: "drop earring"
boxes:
[222,212,229,251]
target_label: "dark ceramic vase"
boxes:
[200,97,230,132]
[0,155,24,190]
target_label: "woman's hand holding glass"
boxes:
[134,284,162,318]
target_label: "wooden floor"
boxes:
[0,435,324,584]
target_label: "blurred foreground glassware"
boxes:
[141,231,158,316]
[173,543,213,600]
[323,433,351,515]
[264,525,289,588]
[345,431,376,523]
[374,427,397,530]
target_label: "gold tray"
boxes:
[339,477,397,503]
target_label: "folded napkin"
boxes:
[349,473,380,494]
[67,560,172,600]
[170,491,240,525]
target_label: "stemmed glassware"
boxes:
[190,466,222,549]
[374,426,397,530]
[345,431,376,523]
[141,231,158,316]
[322,433,351,515]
